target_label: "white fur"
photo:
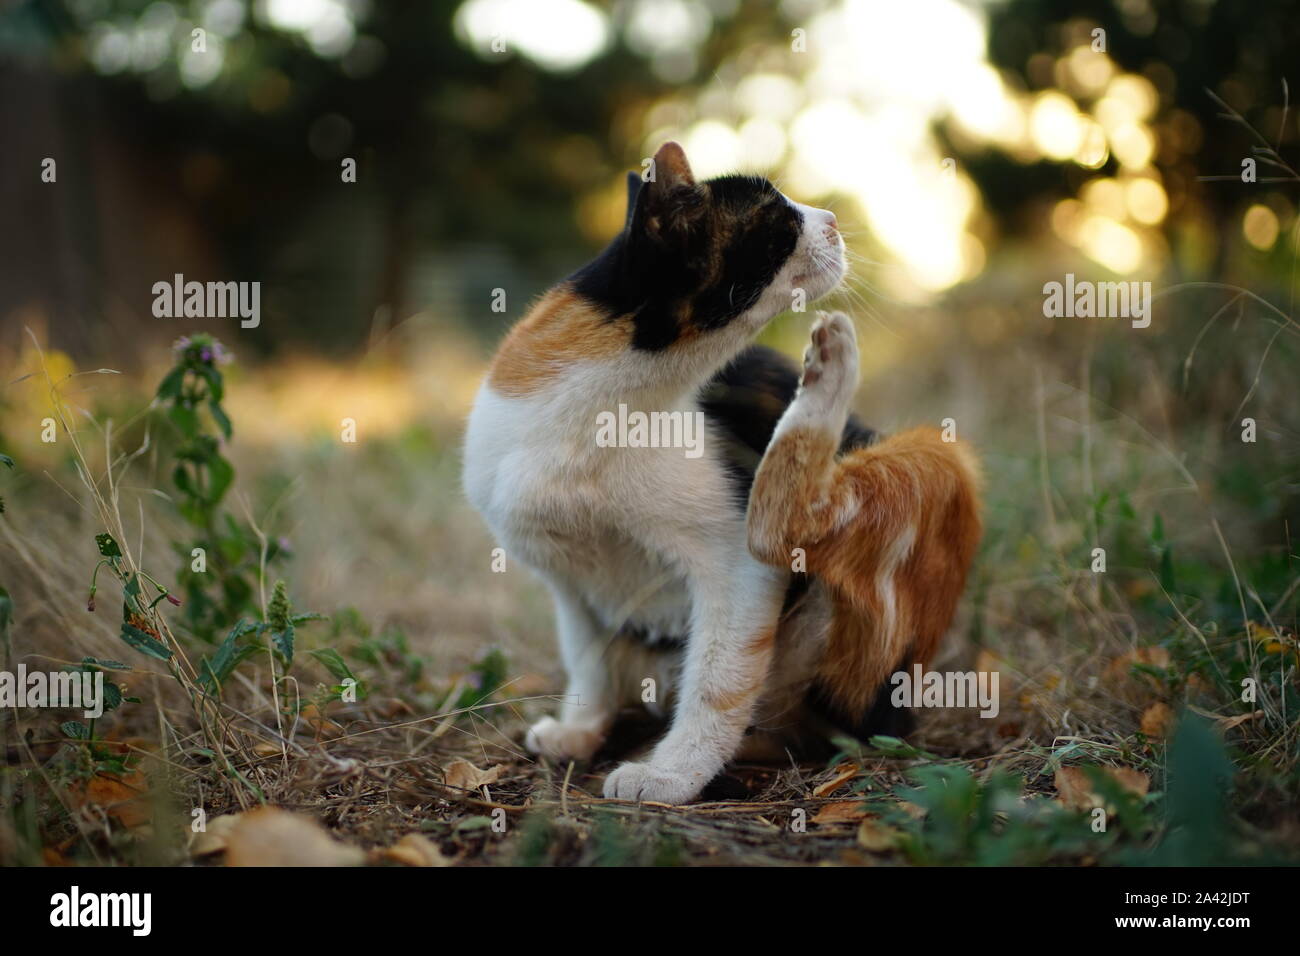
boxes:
[463,195,845,803]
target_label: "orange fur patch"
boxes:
[703,674,766,715]
[487,285,630,397]
[749,426,982,717]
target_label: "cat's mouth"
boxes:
[797,246,847,299]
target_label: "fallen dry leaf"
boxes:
[813,763,860,798]
[223,807,366,867]
[372,833,452,867]
[1055,765,1149,811]
[443,758,505,791]
[856,817,903,852]
[1055,766,1092,810]
[1140,701,1175,738]
[897,800,926,819]
[42,846,67,866]
[1217,710,1264,731]
[811,800,869,825]
[1105,647,1171,685]
[300,703,345,738]
[1110,768,1150,795]
[189,813,242,858]
[69,770,151,829]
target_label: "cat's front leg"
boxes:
[603,552,785,803]
[525,580,615,761]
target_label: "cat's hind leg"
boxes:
[747,310,982,719]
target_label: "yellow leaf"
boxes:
[812,801,869,824]
[1140,701,1175,738]
[1055,765,1149,811]
[189,813,242,857]
[300,703,345,737]
[856,817,903,851]
[373,833,452,867]
[223,807,365,867]
[1106,646,1170,681]
[1217,710,1263,732]
[813,763,860,798]
[69,770,151,829]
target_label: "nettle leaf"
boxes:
[205,454,234,506]
[208,399,232,440]
[95,533,122,557]
[168,403,200,438]
[172,462,196,498]
[197,364,224,402]
[200,645,259,691]
[309,648,355,682]
[61,721,90,740]
[199,618,261,691]
[120,622,172,661]
[156,365,185,401]
[81,656,134,671]
[272,623,295,665]
[102,681,123,712]
[96,757,130,775]
[1159,545,1176,593]
[868,735,935,760]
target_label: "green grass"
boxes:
[0,280,1297,866]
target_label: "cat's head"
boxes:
[571,142,845,352]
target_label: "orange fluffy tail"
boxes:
[749,425,982,717]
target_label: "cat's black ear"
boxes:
[624,171,642,227]
[637,142,701,237]
[648,141,695,192]
[644,142,695,214]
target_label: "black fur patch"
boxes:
[570,174,802,351]
[805,672,917,741]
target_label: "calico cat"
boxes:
[463,142,981,804]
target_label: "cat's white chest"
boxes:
[463,381,741,636]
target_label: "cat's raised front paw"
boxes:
[603,760,706,805]
[524,715,606,761]
[799,310,859,404]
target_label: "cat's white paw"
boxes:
[798,310,859,414]
[524,715,606,761]
[603,760,706,804]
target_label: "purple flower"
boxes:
[166,592,182,606]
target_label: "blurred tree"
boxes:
[1,0,792,354]
[981,0,1300,271]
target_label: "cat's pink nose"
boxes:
[827,212,838,229]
